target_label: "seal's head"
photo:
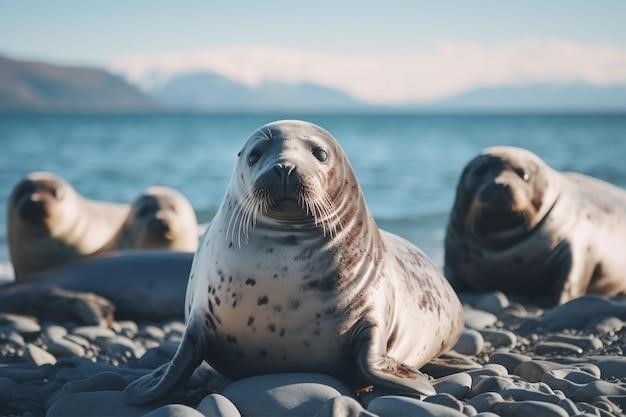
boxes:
[452,147,558,247]
[125,186,198,251]
[227,120,358,244]
[7,172,80,236]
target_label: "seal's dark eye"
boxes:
[312,147,328,162]
[248,150,261,166]
[51,187,64,200]
[237,151,241,157]
[515,167,530,182]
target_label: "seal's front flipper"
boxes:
[124,319,206,404]
[352,321,435,397]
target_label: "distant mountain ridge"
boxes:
[152,71,368,112]
[0,54,158,112]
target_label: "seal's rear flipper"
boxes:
[352,321,436,397]
[124,320,206,404]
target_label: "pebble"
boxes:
[72,326,116,341]
[142,404,205,417]
[549,369,599,385]
[136,341,178,369]
[102,335,146,359]
[64,334,92,349]
[138,325,165,341]
[570,381,626,403]
[46,337,86,358]
[62,371,128,394]
[368,395,466,417]
[460,292,510,314]
[545,334,603,351]
[514,360,597,383]
[471,376,513,396]
[463,307,498,329]
[466,364,509,380]
[0,313,41,335]
[221,373,352,417]
[535,296,626,332]
[479,329,517,348]
[591,357,626,379]
[462,404,478,416]
[424,393,464,411]
[474,413,499,417]
[315,396,376,417]
[534,341,584,355]
[489,352,531,373]
[46,390,152,417]
[0,329,25,346]
[117,321,139,335]
[590,317,624,334]
[557,398,580,415]
[434,372,473,399]
[500,387,561,404]
[491,400,569,417]
[24,343,56,366]
[43,325,68,340]
[196,393,242,417]
[453,329,485,356]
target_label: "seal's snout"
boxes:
[19,198,47,222]
[480,181,513,206]
[272,162,297,187]
[149,216,171,234]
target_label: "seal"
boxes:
[117,186,199,252]
[0,251,193,323]
[124,120,464,404]
[445,146,626,306]
[7,172,130,280]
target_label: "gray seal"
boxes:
[7,172,129,280]
[445,146,626,306]
[124,120,464,404]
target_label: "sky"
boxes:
[2,1,626,103]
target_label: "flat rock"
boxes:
[315,396,376,417]
[463,307,497,330]
[549,369,599,384]
[592,357,626,379]
[24,343,56,366]
[545,334,603,351]
[62,371,128,394]
[424,393,464,412]
[478,329,516,348]
[459,292,510,314]
[453,329,484,356]
[470,376,514,396]
[136,342,178,369]
[0,313,41,335]
[529,295,626,332]
[534,341,584,355]
[491,400,569,417]
[221,373,353,417]
[462,404,477,416]
[500,387,561,404]
[46,390,152,417]
[468,393,504,413]
[591,317,624,334]
[514,360,583,383]
[367,395,466,417]
[102,335,146,359]
[571,381,626,403]
[196,393,242,417]
[138,325,165,341]
[71,326,116,341]
[489,352,531,373]
[44,325,68,340]
[434,372,472,399]
[46,337,86,358]
[142,405,205,417]
[466,365,509,380]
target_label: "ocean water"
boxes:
[1,113,626,282]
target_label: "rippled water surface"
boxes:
[2,113,626,280]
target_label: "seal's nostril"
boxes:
[273,163,285,179]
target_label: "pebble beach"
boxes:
[1,292,626,417]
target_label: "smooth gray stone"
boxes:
[500,387,561,404]
[46,390,152,417]
[197,393,242,417]
[71,326,116,341]
[368,396,465,417]
[550,369,599,385]
[142,405,205,417]
[557,398,580,416]
[63,334,92,349]
[221,373,353,417]
[592,357,626,379]
[462,404,477,417]
[0,313,41,335]
[44,325,68,340]
[603,395,626,413]
[424,393,464,411]
[592,398,621,414]
[515,360,577,383]
[0,328,25,345]
[315,396,376,417]
[545,334,603,351]
[46,337,86,358]
[491,401,569,417]
[466,365,508,381]
[542,372,582,397]
[421,353,482,378]
[467,392,503,413]
[534,341,584,355]
[136,342,178,369]
[571,381,626,403]
[138,325,165,341]
[574,402,603,416]
[478,329,516,348]
[453,329,484,356]
[459,292,510,315]
[434,372,472,399]
[531,295,626,332]
[62,371,128,394]
[470,376,513,396]
[102,335,146,359]
[24,343,56,365]
[489,352,531,373]
[162,321,186,336]
[473,414,500,417]
[117,321,139,335]
[463,307,497,330]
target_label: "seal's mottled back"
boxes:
[445,146,626,305]
[125,120,464,404]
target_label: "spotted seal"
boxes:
[445,146,626,306]
[117,186,199,252]
[124,120,464,404]
[7,172,129,280]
